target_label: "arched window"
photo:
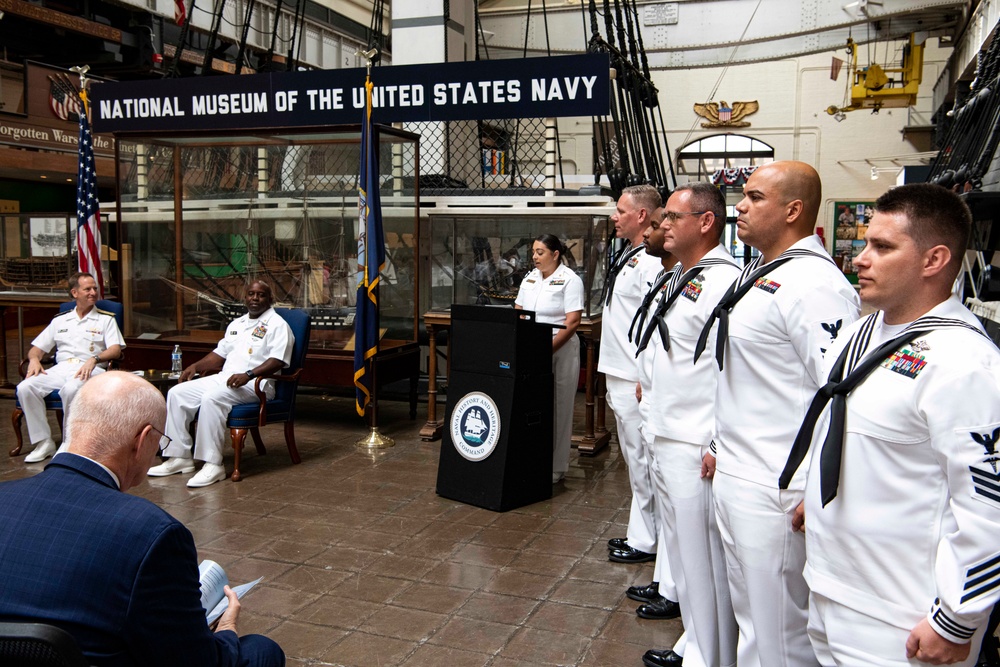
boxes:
[677,134,775,262]
[677,134,774,181]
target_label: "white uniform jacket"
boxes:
[32,306,125,365]
[646,246,741,445]
[715,235,860,489]
[515,264,585,331]
[599,246,663,381]
[214,307,294,394]
[804,297,1000,644]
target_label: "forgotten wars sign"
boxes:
[90,54,610,133]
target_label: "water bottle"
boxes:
[170,345,182,378]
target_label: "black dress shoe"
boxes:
[625,582,661,603]
[642,648,683,666]
[636,597,681,620]
[608,546,655,563]
[607,537,628,550]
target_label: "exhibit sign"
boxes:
[90,53,610,133]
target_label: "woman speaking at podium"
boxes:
[514,234,584,483]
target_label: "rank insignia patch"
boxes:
[969,464,1000,508]
[972,428,1000,473]
[753,278,780,294]
[681,275,705,302]
[881,347,926,378]
[821,319,843,341]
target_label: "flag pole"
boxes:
[71,64,106,299]
[355,48,393,450]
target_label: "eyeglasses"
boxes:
[662,211,707,223]
[146,424,171,456]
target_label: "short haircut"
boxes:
[248,279,273,296]
[674,182,728,239]
[65,371,166,460]
[874,183,971,275]
[622,184,662,214]
[68,272,94,292]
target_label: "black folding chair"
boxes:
[0,621,90,667]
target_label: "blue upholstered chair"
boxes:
[10,300,125,457]
[225,307,311,482]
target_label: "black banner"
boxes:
[90,54,610,134]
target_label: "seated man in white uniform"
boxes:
[149,280,294,488]
[16,272,124,463]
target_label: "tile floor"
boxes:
[0,389,683,666]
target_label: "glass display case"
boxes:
[105,127,420,397]
[419,205,614,452]
[423,209,612,317]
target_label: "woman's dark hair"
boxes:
[534,234,567,263]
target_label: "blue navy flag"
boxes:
[77,90,104,297]
[354,74,385,417]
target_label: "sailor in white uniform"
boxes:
[149,281,294,488]
[640,183,740,667]
[781,183,1000,667]
[17,272,124,463]
[696,162,860,667]
[602,184,666,564]
[515,234,584,483]
[629,209,682,623]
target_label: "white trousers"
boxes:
[552,336,580,478]
[17,361,105,444]
[713,471,818,667]
[808,592,985,667]
[654,436,737,667]
[640,398,677,600]
[163,374,266,465]
[606,373,657,553]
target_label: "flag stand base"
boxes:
[356,427,395,449]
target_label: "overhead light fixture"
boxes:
[871,166,879,180]
[40,175,47,179]
[834,111,847,122]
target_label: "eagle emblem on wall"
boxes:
[693,101,759,128]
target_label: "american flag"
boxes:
[48,75,81,122]
[718,105,732,123]
[175,0,186,25]
[76,92,104,297]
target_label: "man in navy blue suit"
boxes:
[0,371,284,667]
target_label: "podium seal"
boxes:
[450,392,501,461]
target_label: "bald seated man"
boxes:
[150,280,294,488]
[0,371,285,667]
[696,161,860,667]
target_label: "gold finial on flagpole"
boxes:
[357,47,378,77]
[69,64,91,92]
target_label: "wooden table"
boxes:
[420,310,610,455]
[0,292,69,389]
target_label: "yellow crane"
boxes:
[827,34,924,117]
